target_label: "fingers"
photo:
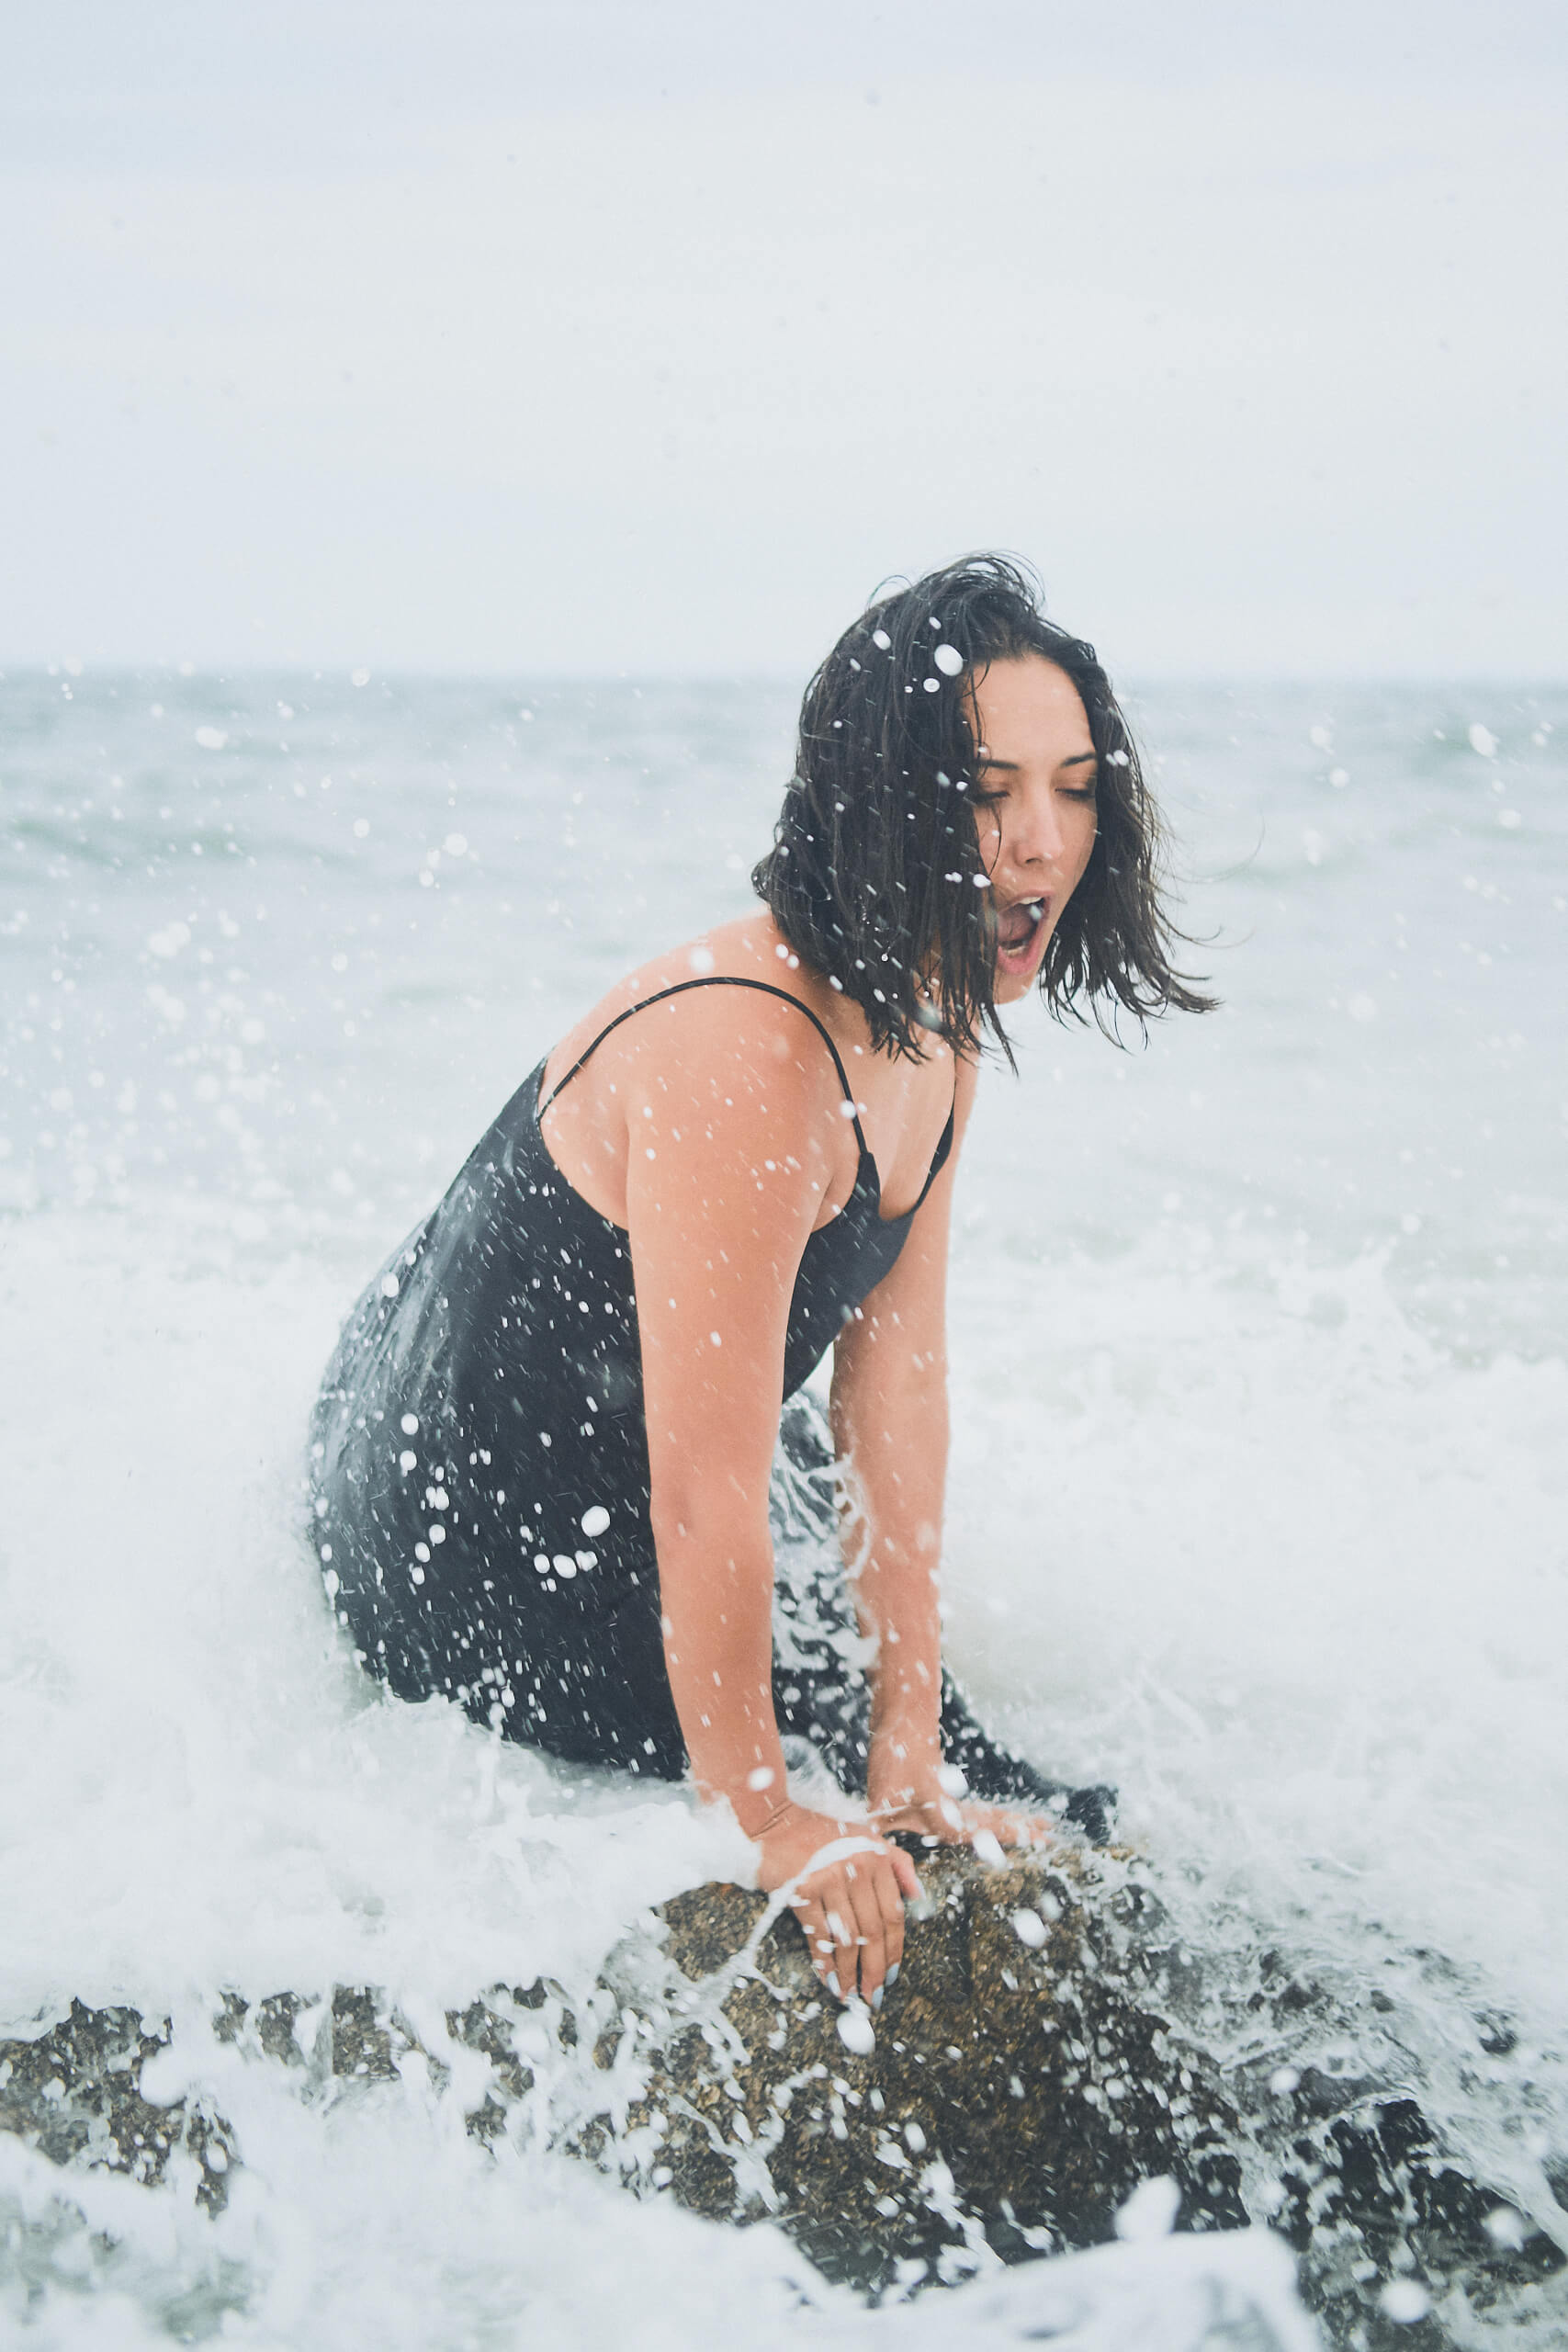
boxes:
[791,1846,914,2005]
[791,1881,856,2002]
[782,1799,1057,2006]
[793,1875,854,2002]
[869,1855,907,1998]
[842,1860,891,2006]
[889,1845,923,1903]
[824,1878,858,2004]
[963,1801,1055,1866]
[967,1802,1057,1849]
[792,1893,837,1991]
[1013,1809,1059,1847]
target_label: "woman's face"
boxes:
[966,655,1099,1005]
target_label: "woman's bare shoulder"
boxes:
[546,913,840,1091]
[610,911,796,1006]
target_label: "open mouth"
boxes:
[994,896,1048,972]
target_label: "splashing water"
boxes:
[2,671,1564,2343]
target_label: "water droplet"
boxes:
[836,2004,875,2055]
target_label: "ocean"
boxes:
[2,668,1564,2346]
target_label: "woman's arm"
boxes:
[830,1057,1058,1849]
[623,989,918,2000]
[829,1057,973,1809]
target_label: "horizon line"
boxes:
[6,662,1567,693]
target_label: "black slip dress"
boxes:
[310,977,1113,1841]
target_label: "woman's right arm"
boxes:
[622,990,919,2003]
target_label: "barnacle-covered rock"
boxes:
[0,1998,236,2215]
[581,1845,1247,2288]
[4,1851,1561,2347]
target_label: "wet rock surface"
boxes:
[3,1850,1562,2350]
[581,1848,1248,2288]
[0,1999,236,2215]
[580,1849,1564,2343]
[1124,1919,1568,2349]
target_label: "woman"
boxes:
[310,556,1212,2012]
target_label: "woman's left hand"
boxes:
[868,1766,1060,1856]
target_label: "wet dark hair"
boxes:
[752,553,1216,1059]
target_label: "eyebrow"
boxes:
[976,751,1099,772]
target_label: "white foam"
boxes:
[5,669,1565,2341]
[0,1214,751,2030]
[943,1235,1568,2027]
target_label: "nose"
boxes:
[1000,781,1069,876]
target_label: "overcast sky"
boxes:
[6,0,1565,678]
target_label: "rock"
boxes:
[3,1849,1562,2349]
[573,1847,1564,2336]
[1116,1926,1568,2346]
[1273,2091,1562,2341]
[581,1845,1247,2289]
[0,1998,236,2215]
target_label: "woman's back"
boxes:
[535,911,960,1235]
[310,944,957,1765]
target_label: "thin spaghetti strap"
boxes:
[908,1089,958,1217]
[537,977,869,1154]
